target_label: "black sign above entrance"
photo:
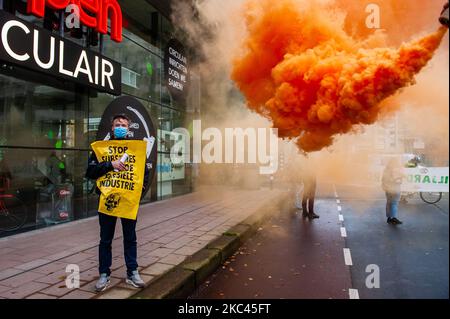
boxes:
[0,10,121,95]
[164,38,190,100]
[96,96,157,196]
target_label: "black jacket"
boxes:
[85,143,149,198]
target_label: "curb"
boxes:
[130,191,291,299]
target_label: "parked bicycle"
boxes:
[0,177,28,232]
[401,191,443,205]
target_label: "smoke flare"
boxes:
[232,0,448,152]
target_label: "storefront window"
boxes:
[0,147,90,236]
[0,0,197,237]
[0,73,88,149]
[157,107,191,200]
[102,32,162,104]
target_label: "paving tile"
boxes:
[141,263,174,276]
[0,247,15,255]
[187,230,207,237]
[198,234,219,242]
[77,259,98,271]
[0,271,47,288]
[185,240,210,250]
[26,293,58,299]
[45,251,76,261]
[59,289,96,299]
[174,246,202,256]
[110,260,126,272]
[110,266,128,279]
[96,287,136,299]
[0,285,11,294]
[59,253,94,264]
[33,270,68,285]
[0,281,50,299]
[138,242,161,252]
[158,254,187,266]
[0,268,23,281]
[32,261,68,275]
[137,255,159,268]
[152,236,181,245]
[17,257,50,270]
[40,281,73,297]
[0,260,23,269]
[146,248,175,258]
[80,268,100,283]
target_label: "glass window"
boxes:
[102,33,162,103]
[156,107,191,200]
[118,0,162,53]
[0,73,88,150]
[0,147,90,236]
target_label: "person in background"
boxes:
[302,170,319,220]
[382,158,405,225]
[405,155,421,168]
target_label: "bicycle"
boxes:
[0,178,28,232]
[400,191,443,205]
[419,191,443,204]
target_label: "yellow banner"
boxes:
[91,140,147,220]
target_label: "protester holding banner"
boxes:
[86,114,149,292]
[382,158,405,225]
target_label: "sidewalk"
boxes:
[0,186,289,299]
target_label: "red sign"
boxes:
[26,0,123,42]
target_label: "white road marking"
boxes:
[340,227,347,238]
[336,199,341,204]
[343,248,353,266]
[339,214,344,222]
[337,206,342,212]
[349,289,360,299]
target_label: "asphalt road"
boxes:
[189,184,449,299]
[337,185,449,299]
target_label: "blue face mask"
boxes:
[114,127,128,139]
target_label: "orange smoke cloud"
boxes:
[231,0,448,152]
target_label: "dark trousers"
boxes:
[98,212,138,277]
[302,184,316,214]
[302,194,315,214]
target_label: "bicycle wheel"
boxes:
[420,192,443,204]
[0,196,28,232]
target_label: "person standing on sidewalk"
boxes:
[86,114,148,292]
[382,158,404,225]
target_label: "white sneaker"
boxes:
[95,273,111,292]
[126,270,145,288]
